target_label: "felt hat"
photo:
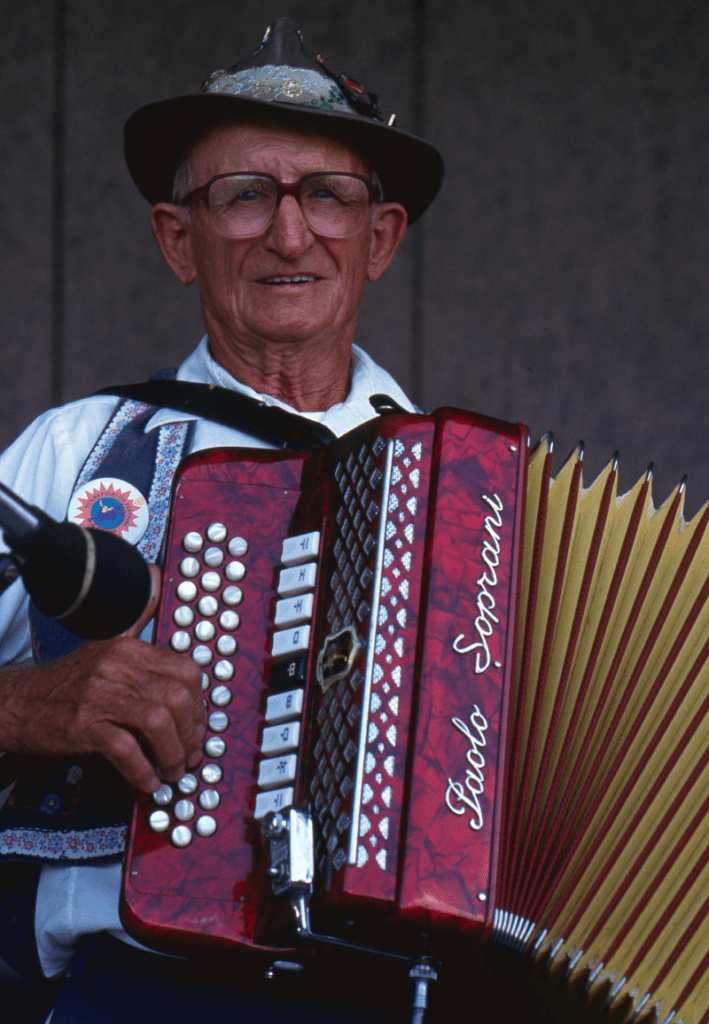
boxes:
[124,17,444,224]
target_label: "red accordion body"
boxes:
[120,408,527,963]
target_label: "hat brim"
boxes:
[124,92,444,225]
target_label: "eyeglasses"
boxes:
[180,172,382,239]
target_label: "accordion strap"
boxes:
[93,380,338,453]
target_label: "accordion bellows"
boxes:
[121,410,709,1024]
[499,435,709,1024]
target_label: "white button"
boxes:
[219,610,240,631]
[209,711,229,733]
[205,737,226,758]
[228,537,249,557]
[195,621,216,643]
[149,810,171,832]
[225,561,245,582]
[201,571,221,592]
[274,593,314,627]
[182,532,203,553]
[271,625,310,658]
[199,789,220,812]
[258,754,297,789]
[180,557,200,578]
[277,563,318,596]
[176,581,197,603]
[201,763,223,785]
[174,799,195,821]
[170,631,191,653]
[173,606,194,628]
[213,659,235,682]
[216,635,237,656]
[152,784,173,806]
[196,815,217,837]
[204,546,224,567]
[206,523,227,543]
[198,596,219,617]
[265,689,304,724]
[177,774,198,795]
[171,825,192,848]
[222,586,243,606]
[201,672,210,692]
[210,685,232,707]
[192,645,212,666]
[254,787,294,819]
[281,532,320,566]
[261,721,300,755]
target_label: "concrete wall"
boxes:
[2,0,709,514]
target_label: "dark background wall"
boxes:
[3,0,709,515]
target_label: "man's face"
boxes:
[165,123,398,361]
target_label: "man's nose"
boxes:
[265,195,313,257]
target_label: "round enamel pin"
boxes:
[68,477,149,544]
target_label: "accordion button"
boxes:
[271,625,311,658]
[201,571,221,592]
[225,561,246,582]
[201,672,210,692]
[210,685,232,707]
[204,737,226,758]
[228,536,249,557]
[177,774,198,795]
[195,621,216,643]
[182,532,203,553]
[258,754,297,788]
[208,711,229,733]
[179,557,200,578]
[201,763,223,785]
[204,546,224,567]
[281,532,320,566]
[173,606,194,628]
[198,595,219,617]
[151,784,173,806]
[171,825,192,848]
[274,594,314,628]
[265,689,304,723]
[206,523,228,543]
[174,799,195,821]
[176,581,198,603]
[149,810,170,833]
[277,563,317,596]
[213,660,235,682]
[219,610,240,631]
[192,645,212,666]
[196,815,217,837]
[261,721,300,755]
[170,631,191,653]
[222,585,243,606]
[254,787,293,819]
[199,789,220,812]
[216,635,237,657]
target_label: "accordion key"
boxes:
[121,409,527,961]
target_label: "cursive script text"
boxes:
[452,493,503,673]
[444,705,489,831]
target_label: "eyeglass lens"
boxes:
[206,173,373,238]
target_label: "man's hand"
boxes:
[0,566,207,792]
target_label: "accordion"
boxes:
[121,408,709,1024]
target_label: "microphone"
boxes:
[0,480,153,640]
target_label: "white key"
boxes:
[271,625,310,658]
[281,532,320,566]
[265,689,304,723]
[254,787,294,819]
[274,593,314,628]
[261,721,300,755]
[258,754,297,789]
[277,562,317,596]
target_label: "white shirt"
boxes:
[0,337,414,977]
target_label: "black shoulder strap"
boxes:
[93,380,337,453]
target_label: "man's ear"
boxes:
[367,203,408,283]
[150,203,197,285]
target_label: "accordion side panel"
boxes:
[121,449,306,955]
[398,411,526,935]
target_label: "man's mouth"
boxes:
[260,275,317,285]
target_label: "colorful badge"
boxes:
[68,477,149,544]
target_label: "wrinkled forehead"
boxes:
[187,121,373,182]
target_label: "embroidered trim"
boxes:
[74,399,151,492]
[138,421,189,562]
[0,824,127,860]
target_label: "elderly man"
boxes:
[0,17,443,1024]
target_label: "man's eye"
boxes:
[235,188,266,203]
